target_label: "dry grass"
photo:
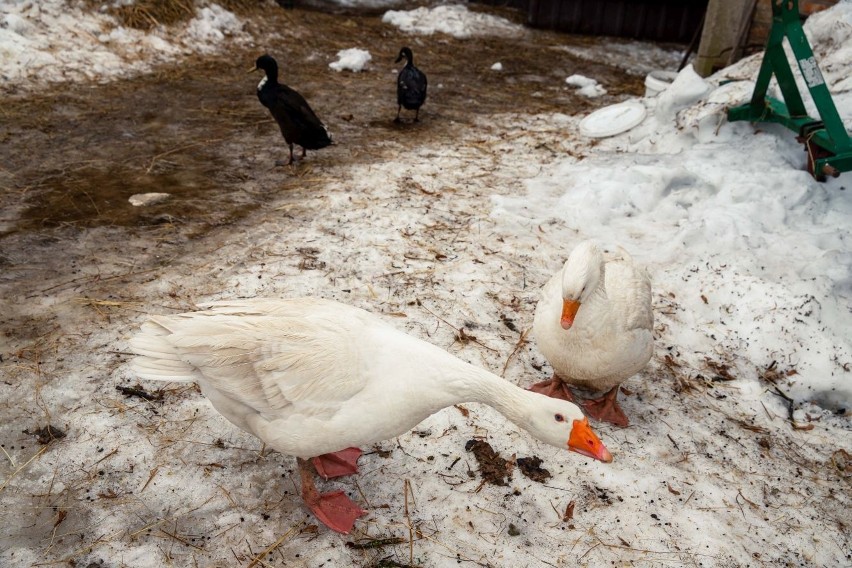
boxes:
[83,0,263,30]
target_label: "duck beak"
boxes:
[247,65,258,74]
[561,299,581,329]
[568,418,612,463]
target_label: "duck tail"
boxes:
[129,320,197,382]
[301,124,333,150]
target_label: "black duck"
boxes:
[250,54,331,165]
[394,47,427,123]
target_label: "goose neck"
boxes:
[454,365,532,426]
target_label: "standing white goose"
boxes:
[530,241,653,427]
[130,297,612,534]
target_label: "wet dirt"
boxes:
[465,438,512,485]
[0,4,647,239]
[517,455,551,482]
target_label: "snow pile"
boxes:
[382,4,523,39]
[565,73,607,97]
[329,47,372,72]
[494,31,852,410]
[804,1,852,99]
[324,0,404,7]
[0,1,245,90]
[182,4,244,52]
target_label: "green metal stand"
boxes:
[728,0,852,181]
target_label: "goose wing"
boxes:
[137,298,366,419]
[604,259,653,333]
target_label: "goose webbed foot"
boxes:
[298,458,366,534]
[581,386,629,427]
[528,375,576,402]
[312,447,362,479]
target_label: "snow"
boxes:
[490,61,503,71]
[128,193,171,207]
[1,1,851,567]
[565,73,607,97]
[556,39,684,77]
[329,47,372,72]
[382,4,523,39]
[326,0,403,7]
[0,1,245,90]
[183,4,243,52]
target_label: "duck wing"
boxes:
[267,84,331,148]
[397,66,427,108]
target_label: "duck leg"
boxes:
[414,108,420,122]
[394,105,402,123]
[312,447,362,480]
[275,143,296,167]
[581,386,629,427]
[528,374,576,402]
[297,458,366,534]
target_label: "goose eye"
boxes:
[554,413,565,422]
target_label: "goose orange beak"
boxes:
[568,418,612,462]
[561,299,581,329]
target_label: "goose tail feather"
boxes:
[129,320,197,382]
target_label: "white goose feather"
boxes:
[533,241,653,393]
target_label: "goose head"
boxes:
[525,395,612,462]
[395,47,413,65]
[559,240,604,329]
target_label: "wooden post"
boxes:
[694,0,756,76]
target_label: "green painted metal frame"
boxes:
[727,0,852,180]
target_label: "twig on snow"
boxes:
[247,523,301,568]
[501,327,530,377]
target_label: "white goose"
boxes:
[130,297,612,534]
[530,241,653,427]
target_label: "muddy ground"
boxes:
[0,4,642,234]
[0,3,652,345]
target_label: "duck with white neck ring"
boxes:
[130,297,612,535]
[530,240,653,427]
[249,54,331,166]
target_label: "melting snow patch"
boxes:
[129,193,170,207]
[382,4,523,39]
[0,1,245,91]
[565,73,607,97]
[329,48,372,72]
[182,4,244,52]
